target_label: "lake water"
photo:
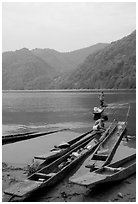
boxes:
[2,90,136,165]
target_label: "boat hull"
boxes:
[3,120,117,201]
[3,121,116,201]
[86,121,126,170]
[34,129,96,161]
[70,153,136,188]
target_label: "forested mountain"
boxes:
[57,30,136,89]
[2,48,56,90]
[2,43,108,90]
[2,31,136,90]
[32,43,108,73]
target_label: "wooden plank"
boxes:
[34,150,61,160]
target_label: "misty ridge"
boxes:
[2,30,136,90]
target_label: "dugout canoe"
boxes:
[85,121,127,171]
[3,120,116,202]
[69,153,136,188]
[28,130,102,174]
[2,129,69,145]
[34,128,101,162]
[30,120,117,172]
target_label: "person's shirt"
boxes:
[93,118,105,131]
[95,119,104,128]
[95,119,101,125]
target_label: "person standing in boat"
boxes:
[98,91,104,107]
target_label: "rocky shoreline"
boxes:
[2,162,136,202]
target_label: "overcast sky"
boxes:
[2,2,136,52]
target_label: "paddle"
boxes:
[125,105,131,123]
[124,105,131,141]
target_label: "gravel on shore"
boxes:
[2,162,136,202]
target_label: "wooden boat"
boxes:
[69,153,136,188]
[29,130,102,173]
[30,120,117,172]
[69,105,131,186]
[3,120,116,202]
[85,121,127,171]
[69,120,126,185]
[2,128,68,145]
[2,131,37,138]
[34,129,99,162]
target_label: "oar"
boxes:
[125,105,131,123]
[124,105,131,141]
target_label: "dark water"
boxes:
[2,90,136,165]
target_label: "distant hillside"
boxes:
[2,43,108,90]
[57,30,136,89]
[2,31,136,90]
[2,48,55,90]
[32,43,108,73]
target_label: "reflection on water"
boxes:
[2,91,136,165]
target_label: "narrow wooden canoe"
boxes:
[2,129,68,145]
[3,120,116,202]
[31,120,117,171]
[69,153,136,188]
[2,131,37,138]
[85,121,127,171]
[34,130,99,161]
[34,131,101,161]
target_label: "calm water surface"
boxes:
[2,90,136,165]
